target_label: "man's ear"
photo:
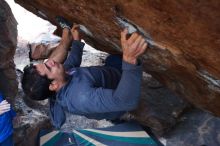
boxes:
[49,81,58,91]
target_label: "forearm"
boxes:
[49,28,72,63]
[113,61,142,108]
[63,40,85,69]
[49,44,69,63]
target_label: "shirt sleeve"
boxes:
[49,98,66,129]
[63,40,85,70]
[73,61,142,113]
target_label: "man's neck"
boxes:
[55,74,68,92]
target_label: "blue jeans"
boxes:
[105,55,122,72]
[0,135,13,146]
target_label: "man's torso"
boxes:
[56,66,125,120]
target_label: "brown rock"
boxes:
[124,73,190,135]
[0,0,18,99]
[15,0,220,116]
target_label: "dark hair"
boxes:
[22,64,55,100]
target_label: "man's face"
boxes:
[35,59,65,81]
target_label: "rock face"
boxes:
[164,109,220,146]
[13,69,52,146]
[15,0,220,116]
[130,73,190,135]
[0,0,18,99]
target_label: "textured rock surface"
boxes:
[164,109,220,146]
[130,73,190,135]
[0,0,18,99]
[15,0,220,116]
[13,69,52,146]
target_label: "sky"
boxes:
[5,0,58,42]
[5,0,101,56]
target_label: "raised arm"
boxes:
[63,25,85,69]
[49,28,72,63]
[72,29,148,113]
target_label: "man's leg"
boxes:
[105,55,122,72]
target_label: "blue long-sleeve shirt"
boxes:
[49,41,142,128]
[0,92,16,143]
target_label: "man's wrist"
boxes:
[123,56,137,65]
[72,36,81,41]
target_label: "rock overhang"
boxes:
[14,0,220,116]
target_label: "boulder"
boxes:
[164,108,220,146]
[15,0,220,116]
[0,0,18,99]
[129,72,190,135]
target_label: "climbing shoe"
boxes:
[55,16,72,29]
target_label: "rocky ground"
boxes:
[13,35,220,146]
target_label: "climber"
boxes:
[0,92,16,146]
[22,16,148,128]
